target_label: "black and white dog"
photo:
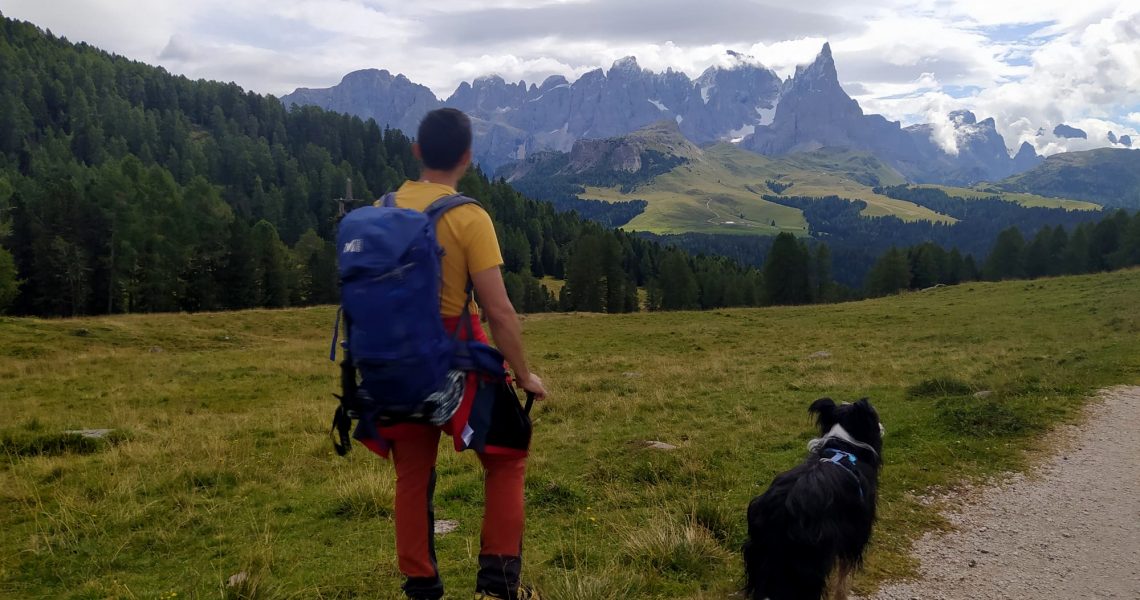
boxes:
[743,398,885,600]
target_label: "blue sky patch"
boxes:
[943,85,982,99]
[979,21,1057,43]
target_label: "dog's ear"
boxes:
[808,397,837,430]
[854,397,879,417]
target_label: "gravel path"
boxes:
[868,386,1140,600]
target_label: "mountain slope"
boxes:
[999,148,1140,209]
[503,122,954,235]
[281,69,440,136]
[505,121,1104,237]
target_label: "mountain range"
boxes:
[282,44,1044,185]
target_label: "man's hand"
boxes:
[517,372,547,401]
[472,265,547,401]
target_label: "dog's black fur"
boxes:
[743,398,884,600]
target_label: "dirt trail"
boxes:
[868,386,1140,600]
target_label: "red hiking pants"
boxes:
[387,316,527,596]
[391,427,527,575]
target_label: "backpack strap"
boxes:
[423,194,485,343]
[423,193,482,223]
[379,192,397,208]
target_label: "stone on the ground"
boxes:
[434,519,459,535]
[63,429,114,439]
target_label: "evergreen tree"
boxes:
[983,227,1026,281]
[1112,212,1140,268]
[907,242,944,289]
[564,234,605,312]
[1063,224,1092,275]
[658,250,699,310]
[1024,226,1055,279]
[946,248,964,285]
[762,232,812,305]
[1086,210,1129,272]
[0,245,19,313]
[249,220,290,308]
[1046,226,1070,277]
[813,243,833,302]
[962,255,980,282]
[866,247,910,296]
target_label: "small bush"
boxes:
[2,432,101,457]
[222,547,276,600]
[907,377,974,399]
[532,568,646,600]
[527,476,586,510]
[691,501,743,549]
[181,470,239,496]
[628,459,681,485]
[622,517,730,579]
[329,472,393,519]
[936,398,1031,437]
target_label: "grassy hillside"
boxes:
[581,143,952,236]
[999,148,1140,209]
[917,184,1102,211]
[3,271,1140,598]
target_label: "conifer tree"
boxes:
[763,232,811,305]
[866,247,910,296]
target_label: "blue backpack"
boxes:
[329,192,481,453]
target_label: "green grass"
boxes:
[917,184,1102,211]
[579,144,953,236]
[3,271,1140,598]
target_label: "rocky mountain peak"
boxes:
[538,75,569,91]
[1054,124,1088,139]
[789,42,844,98]
[609,56,643,76]
[950,110,977,126]
[1012,140,1043,172]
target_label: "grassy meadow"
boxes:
[3,271,1140,599]
[579,144,951,236]
[916,184,1102,211]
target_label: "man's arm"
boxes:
[471,265,547,400]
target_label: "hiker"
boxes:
[340,107,547,600]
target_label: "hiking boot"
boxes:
[473,585,540,600]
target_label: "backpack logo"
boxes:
[342,239,363,253]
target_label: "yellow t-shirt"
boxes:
[385,180,503,317]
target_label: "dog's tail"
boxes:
[744,536,834,600]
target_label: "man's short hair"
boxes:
[417,108,473,171]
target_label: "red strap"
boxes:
[442,314,489,343]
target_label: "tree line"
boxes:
[3,15,1133,318]
[863,209,1140,296]
[0,15,776,317]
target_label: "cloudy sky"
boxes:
[6,0,1139,155]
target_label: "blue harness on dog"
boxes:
[819,447,864,500]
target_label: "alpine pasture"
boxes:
[3,270,1140,599]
